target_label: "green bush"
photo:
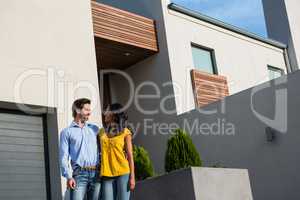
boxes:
[133,145,154,181]
[165,128,202,173]
[210,162,226,168]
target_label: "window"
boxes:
[191,44,217,74]
[268,65,284,80]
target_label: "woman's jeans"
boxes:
[70,169,101,200]
[102,173,130,200]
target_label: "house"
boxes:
[0,0,298,199]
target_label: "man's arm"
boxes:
[59,128,72,179]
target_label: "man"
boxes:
[60,98,101,200]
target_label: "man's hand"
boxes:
[67,178,76,189]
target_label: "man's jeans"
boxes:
[70,169,101,200]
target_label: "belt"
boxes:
[80,166,98,171]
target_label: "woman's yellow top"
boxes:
[99,127,131,177]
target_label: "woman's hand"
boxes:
[129,176,136,191]
[125,133,136,191]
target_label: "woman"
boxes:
[99,103,135,200]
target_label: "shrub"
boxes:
[210,162,226,168]
[133,145,154,181]
[165,128,202,172]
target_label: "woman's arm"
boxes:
[125,134,135,190]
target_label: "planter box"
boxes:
[131,167,253,200]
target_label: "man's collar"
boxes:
[70,121,89,128]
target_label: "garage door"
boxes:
[0,112,48,200]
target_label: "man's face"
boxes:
[79,103,91,122]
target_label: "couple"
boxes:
[59,98,135,200]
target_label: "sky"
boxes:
[172,0,267,37]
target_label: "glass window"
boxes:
[268,66,284,80]
[191,45,216,74]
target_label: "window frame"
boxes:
[191,42,218,75]
[267,65,284,80]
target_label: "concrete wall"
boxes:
[0,0,102,197]
[174,70,300,200]
[132,167,253,200]
[162,0,287,114]
[192,167,253,200]
[263,0,300,70]
[131,167,196,200]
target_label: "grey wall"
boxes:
[174,70,300,200]
[111,67,300,199]
[262,0,299,71]
[45,108,62,200]
[263,0,291,45]
[131,168,195,200]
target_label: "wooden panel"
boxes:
[91,1,158,52]
[191,69,229,108]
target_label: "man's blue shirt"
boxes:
[59,121,100,179]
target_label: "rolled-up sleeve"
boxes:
[89,123,100,135]
[59,128,72,179]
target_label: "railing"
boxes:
[191,69,229,107]
[91,1,158,52]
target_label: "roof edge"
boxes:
[168,3,287,49]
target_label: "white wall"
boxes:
[0,0,102,197]
[0,0,102,125]
[161,0,287,114]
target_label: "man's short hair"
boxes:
[72,98,91,118]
